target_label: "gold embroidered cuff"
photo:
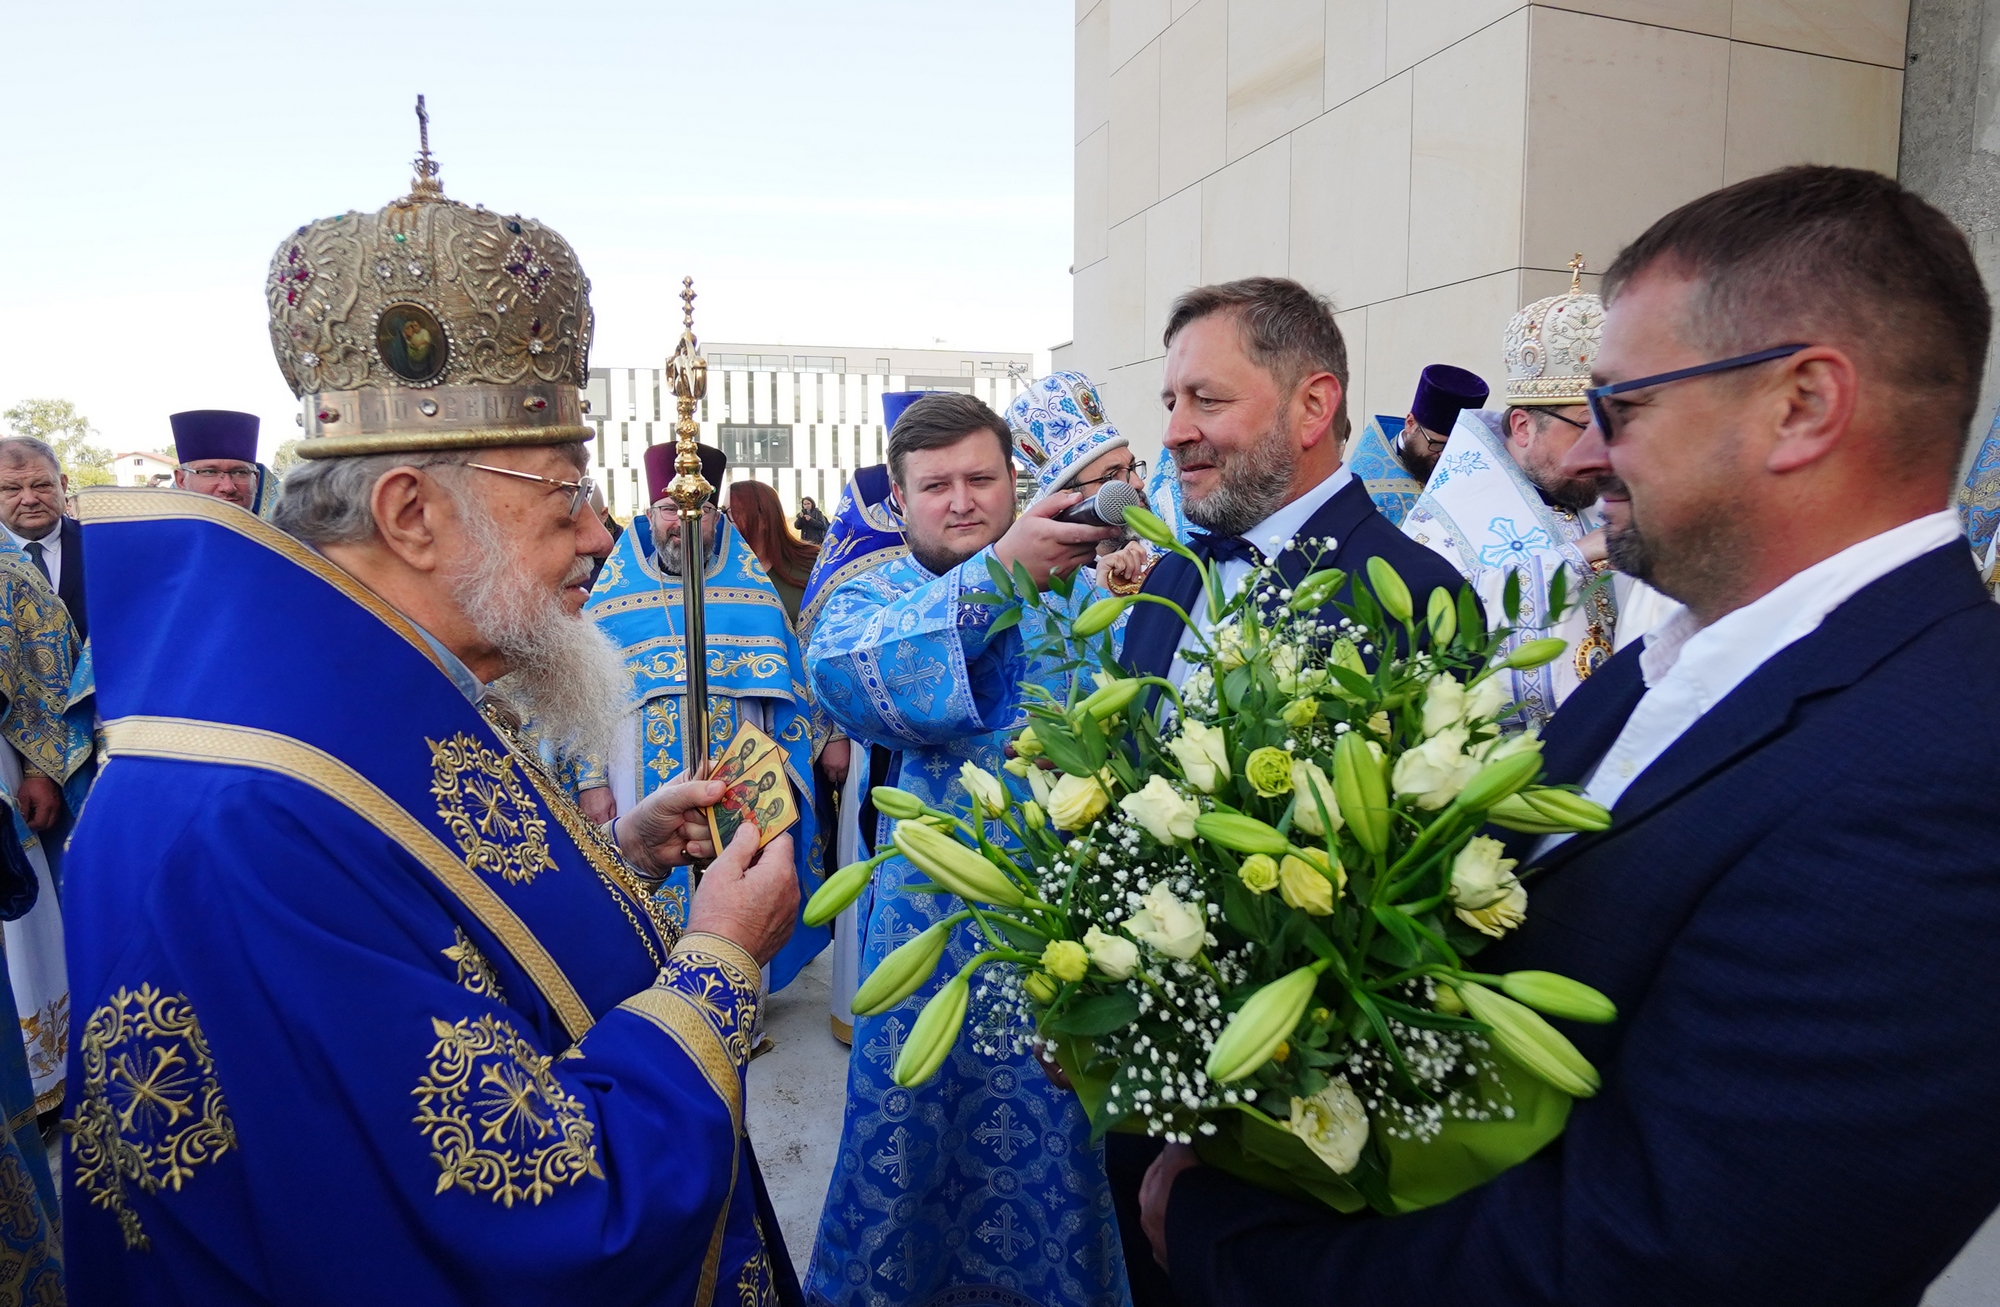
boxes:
[671,932,760,989]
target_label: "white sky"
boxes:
[0,0,1074,462]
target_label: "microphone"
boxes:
[1053,478,1144,527]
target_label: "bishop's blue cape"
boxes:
[63,487,792,1305]
[803,546,1132,1307]
[1345,415,1426,526]
[581,512,829,992]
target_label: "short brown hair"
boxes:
[886,393,1013,486]
[1163,277,1351,444]
[1603,166,1992,464]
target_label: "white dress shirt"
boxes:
[4,520,61,592]
[1569,509,1964,820]
[1167,463,1354,690]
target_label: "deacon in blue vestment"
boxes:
[62,132,807,1306]
[804,392,1131,1307]
[577,440,830,992]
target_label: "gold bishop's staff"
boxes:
[665,278,713,780]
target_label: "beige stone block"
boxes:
[1108,216,1149,368]
[1290,72,1412,311]
[1733,0,1909,69]
[1173,0,1201,16]
[1325,0,1389,109]
[1146,187,1204,360]
[1104,356,1168,460]
[1202,138,1292,283]
[1723,43,1903,183]
[1070,257,1113,382]
[1110,41,1162,223]
[1386,0,1522,74]
[1544,0,1727,35]
[1076,126,1111,271]
[1227,0,1325,160]
[1518,266,1605,308]
[1522,8,1726,279]
[1160,0,1228,195]
[1334,304,1370,427]
[1078,0,1111,140]
[1112,0,1174,69]
[1080,0,1103,18]
[1362,273,1520,426]
[1408,11,1528,291]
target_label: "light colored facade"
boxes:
[1068,0,1909,460]
[584,342,1033,518]
[110,450,175,488]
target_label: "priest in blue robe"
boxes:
[577,439,829,991]
[1342,363,1490,526]
[62,139,807,1305]
[803,392,1131,1307]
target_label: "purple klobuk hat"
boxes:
[1408,365,1490,436]
[169,410,260,465]
[643,442,727,507]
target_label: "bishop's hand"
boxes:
[614,777,726,875]
[687,825,799,966]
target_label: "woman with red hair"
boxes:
[724,479,819,628]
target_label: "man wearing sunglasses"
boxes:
[1147,167,2000,1307]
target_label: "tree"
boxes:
[2,399,113,487]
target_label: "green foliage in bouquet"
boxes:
[803,507,1617,1215]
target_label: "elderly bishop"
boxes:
[63,129,807,1304]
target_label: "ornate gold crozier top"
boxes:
[665,277,712,513]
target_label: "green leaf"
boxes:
[988,917,1049,952]
[985,555,1015,602]
[1220,874,1274,941]
[960,590,1008,606]
[1222,665,1253,711]
[1030,718,1097,778]
[1050,568,1075,601]
[1072,708,1111,770]
[1046,991,1142,1036]
[1458,584,1485,643]
[987,607,1024,639]
[1546,564,1569,624]
[1012,560,1041,606]
[1328,665,1375,700]
[1371,903,1421,956]
[1502,569,1522,624]
[1371,994,1487,1033]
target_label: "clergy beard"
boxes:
[1179,421,1294,537]
[1517,415,1600,513]
[445,490,629,765]
[656,526,712,577]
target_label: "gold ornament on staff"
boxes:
[666,277,713,780]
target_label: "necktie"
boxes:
[1189,531,1261,566]
[22,542,47,585]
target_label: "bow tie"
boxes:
[1190,531,1263,565]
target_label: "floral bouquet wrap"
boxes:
[805,508,1617,1214]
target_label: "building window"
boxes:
[793,355,846,373]
[875,358,891,375]
[710,352,789,370]
[720,424,794,468]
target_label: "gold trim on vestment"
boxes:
[76,487,447,676]
[102,715,595,1043]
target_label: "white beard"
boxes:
[445,492,629,766]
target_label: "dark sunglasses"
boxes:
[1585,344,1808,440]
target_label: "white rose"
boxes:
[1168,720,1232,794]
[1290,759,1343,837]
[1123,883,1207,959]
[1456,881,1528,938]
[1420,674,1468,737]
[1286,1077,1369,1175]
[959,761,1007,816]
[1478,727,1542,764]
[1465,673,1510,723]
[1448,836,1520,910]
[1082,924,1140,980]
[1391,726,1481,810]
[1118,775,1199,844]
[1048,770,1114,831]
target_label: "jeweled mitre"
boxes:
[1503,262,1603,409]
[266,151,592,458]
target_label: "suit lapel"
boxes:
[1276,479,1376,589]
[1532,544,1989,875]
[1125,552,1205,682]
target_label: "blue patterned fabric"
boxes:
[1345,415,1425,526]
[583,512,829,992]
[803,548,1131,1307]
[63,488,785,1305]
[1960,409,2000,559]
[800,466,909,647]
[1006,372,1127,502]
[1142,452,1192,547]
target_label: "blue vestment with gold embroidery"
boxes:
[1346,415,1426,526]
[63,488,789,1305]
[582,514,829,992]
[802,547,1130,1307]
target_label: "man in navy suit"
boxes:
[1137,167,2000,1306]
[1112,277,1472,1303]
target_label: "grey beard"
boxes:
[445,488,630,766]
[656,528,712,577]
[1180,424,1294,537]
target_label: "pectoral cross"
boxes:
[1568,252,1587,294]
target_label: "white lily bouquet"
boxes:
[806,508,1617,1214]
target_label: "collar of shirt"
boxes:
[3,521,59,556]
[1239,463,1354,560]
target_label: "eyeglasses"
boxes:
[180,466,258,484]
[1585,344,1809,441]
[463,462,595,517]
[1537,409,1589,432]
[1074,459,1147,493]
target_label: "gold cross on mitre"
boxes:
[1567,252,1587,294]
